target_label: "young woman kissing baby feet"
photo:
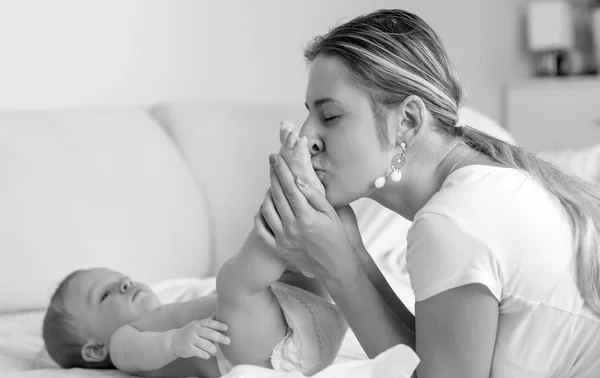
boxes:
[278,120,325,196]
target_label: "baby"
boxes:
[42,123,347,377]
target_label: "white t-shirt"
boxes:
[406,165,600,377]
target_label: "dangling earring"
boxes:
[374,142,406,188]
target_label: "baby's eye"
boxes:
[100,291,110,302]
[323,115,340,123]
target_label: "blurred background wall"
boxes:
[0,0,536,123]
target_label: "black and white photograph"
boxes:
[1,1,600,377]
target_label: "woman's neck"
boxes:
[369,140,475,221]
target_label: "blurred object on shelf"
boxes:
[592,0,600,74]
[563,49,587,75]
[570,0,600,75]
[527,1,575,76]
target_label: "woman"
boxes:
[256,9,600,378]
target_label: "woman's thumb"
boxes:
[296,176,330,213]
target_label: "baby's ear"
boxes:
[81,340,109,362]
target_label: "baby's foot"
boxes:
[278,121,325,196]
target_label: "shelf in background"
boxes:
[508,75,600,90]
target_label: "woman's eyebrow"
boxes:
[305,97,343,110]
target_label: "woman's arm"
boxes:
[353,245,415,331]
[407,212,501,377]
[415,284,498,378]
[335,206,415,331]
[323,251,416,357]
[255,209,413,358]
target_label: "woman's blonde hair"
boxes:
[42,270,114,369]
[304,9,600,315]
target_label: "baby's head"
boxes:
[42,268,160,368]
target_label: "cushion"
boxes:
[0,107,212,312]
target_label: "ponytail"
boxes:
[460,126,600,315]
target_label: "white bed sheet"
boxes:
[0,277,371,378]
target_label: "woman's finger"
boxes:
[269,160,297,220]
[296,177,333,215]
[270,154,310,216]
[261,189,283,236]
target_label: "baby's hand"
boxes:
[171,319,230,359]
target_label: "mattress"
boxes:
[0,277,369,377]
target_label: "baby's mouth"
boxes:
[131,288,143,302]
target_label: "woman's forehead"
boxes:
[306,55,367,108]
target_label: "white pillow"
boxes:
[0,107,213,312]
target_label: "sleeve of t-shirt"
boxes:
[406,211,503,302]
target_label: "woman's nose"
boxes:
[119,279,133,293]
[299,123,324,156]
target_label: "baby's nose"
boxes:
[119,279,133,293]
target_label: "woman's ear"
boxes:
[395,95,428,146]
[81,340,109,363]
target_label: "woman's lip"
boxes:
[315,170,326,180]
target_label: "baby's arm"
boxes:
[109,318,229,373]
[109,325,178,373]
[131,294,218,332]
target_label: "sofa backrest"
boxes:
[150,102,307,269]
[0,107,212,312]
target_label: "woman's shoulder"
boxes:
[410,163,571,264]
[416,164,550,223]
[439,164,529,199]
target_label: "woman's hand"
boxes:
[256,154,360,285]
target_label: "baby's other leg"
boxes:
[279,121,325,196]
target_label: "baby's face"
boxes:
[64,268,160,343]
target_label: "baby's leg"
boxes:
[215,232,288,369]
[279,121,325,196]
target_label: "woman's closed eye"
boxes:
[324,115,340,123]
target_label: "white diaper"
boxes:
[216,282,348,376]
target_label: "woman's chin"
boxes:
[326,191,356,208]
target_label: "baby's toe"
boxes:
[296,136,308,150]
[279,124,291,146]
[286,130,300,149]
